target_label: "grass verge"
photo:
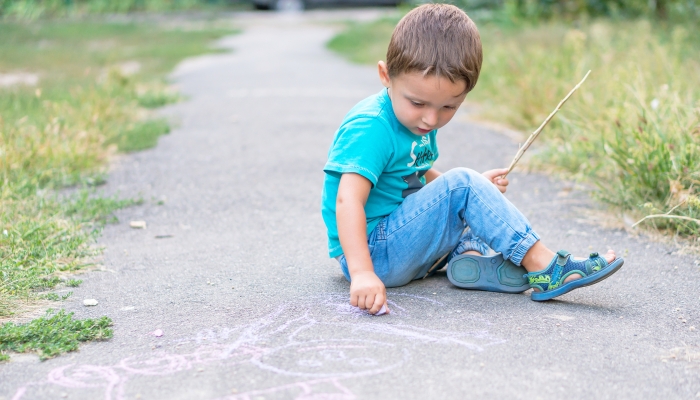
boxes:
[327,16,700,239]
[1,19,238,317]
[0,309,112,361]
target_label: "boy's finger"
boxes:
[369,293,385,314]
[364,294,376,310]
[350,293,358,307]
[357,295,366,309]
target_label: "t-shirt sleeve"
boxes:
[323,117,393,187]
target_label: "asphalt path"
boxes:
[2,10,699,400]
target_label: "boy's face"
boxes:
[378,61,467,136]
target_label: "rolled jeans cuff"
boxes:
[450,238,490,260]
[508,231,540,266]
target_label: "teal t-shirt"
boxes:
[321,89,439,258]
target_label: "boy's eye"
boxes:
[410,101,424,107]
[444,105,457,110]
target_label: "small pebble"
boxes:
[690,326,696,332]
[83,299,98,306]
[129,220,147,229]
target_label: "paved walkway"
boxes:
[1,10,698,400]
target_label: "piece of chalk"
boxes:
[374,304,388,316]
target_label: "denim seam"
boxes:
[375,218,387,240]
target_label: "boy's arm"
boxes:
[337,173,387,315]
[424,168,442,183]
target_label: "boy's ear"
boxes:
[377,61,391,88]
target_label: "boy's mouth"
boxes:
[416,127,432,134]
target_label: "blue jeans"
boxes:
[337,168,540,288]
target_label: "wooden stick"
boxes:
[502,70,591,178]
[631,214,700,228]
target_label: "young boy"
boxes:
[321,4,624,315]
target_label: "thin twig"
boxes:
[503,70,591,178]
[632,214,700,228]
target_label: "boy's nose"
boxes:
[422,110,438,127]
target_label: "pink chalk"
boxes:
[151,329,163,337]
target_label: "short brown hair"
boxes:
[386,4,482,93]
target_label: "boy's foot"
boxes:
[526,250,624,301]
[447,253,530,293]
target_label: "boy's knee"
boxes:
[442,167,484,189]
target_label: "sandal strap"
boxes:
[525,250,609,292]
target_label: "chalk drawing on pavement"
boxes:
[11,293,504,400]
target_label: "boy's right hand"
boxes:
[350,270,388,315]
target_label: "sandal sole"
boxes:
[530,257,625,301]
[447,253,530,294]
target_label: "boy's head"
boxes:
[378,4,482,136]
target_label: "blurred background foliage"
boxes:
[3,0,694,20]
[0,0,244,19]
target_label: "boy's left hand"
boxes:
[482,168,509,193]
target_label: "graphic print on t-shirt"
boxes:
[402,135,436,198]
[406,135,435,169]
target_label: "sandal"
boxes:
[447,253,530,293]
[526,250,624,301]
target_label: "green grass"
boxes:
[0,20,238,317]
[0,309,113,361]
[327,16,700,238]
[66,279,82,287]
[1,192,140,315]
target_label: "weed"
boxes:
[0,309,112,361]
[39,292,72,301]
[66,279,82,287]
[0,189,134,316]
[114,119,171,152]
